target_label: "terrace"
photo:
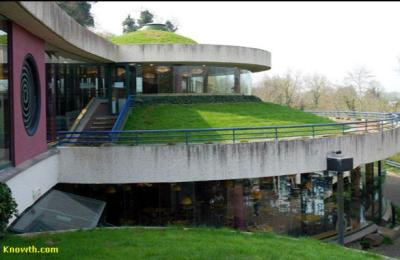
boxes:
[56,95,399,146]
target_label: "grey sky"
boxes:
[91,1,400,92]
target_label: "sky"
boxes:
[91,1,400,92]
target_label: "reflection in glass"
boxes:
[135,64,252,95]
[0,16,10,166]
[45,55,106,138]
[54,164,385,237]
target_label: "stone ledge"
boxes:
[0,148,59,183]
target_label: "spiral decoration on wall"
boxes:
[20,55,40,136]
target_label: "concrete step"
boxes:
[92,121,115,126]
[95,116,116,120]
[90,126,113,130]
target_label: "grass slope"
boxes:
[0,227,379,260]
[108,30,197,45]
[125,102,333,130]
[122,102,337,144]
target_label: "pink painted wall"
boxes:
[11,22,47,166]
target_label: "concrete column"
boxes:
[202,67,208,93]
[378,161,382,223]
[233,181,245,230]
[350,167,361,230]
[234,67,240,93]
[337,171,344,245]
[365,162,375,219]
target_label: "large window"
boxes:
[136,65,252,95]
[45,54,107,140]
[54,163,382,236]
[0,16,10,167]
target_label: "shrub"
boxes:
[382,236,393,245]
[0,183,18,238]
[134,95,262,106]
[360,239,371,250]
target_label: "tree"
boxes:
[137,10,154,28]
[280,71,302,107]
[304,73,329,109]
[122,15,138,33]
[165,20,178,32]
[57,1,95,27]
[344,67,375,110]
[253,71,303,108]
[0,183,17,238]
[334,85,357,111]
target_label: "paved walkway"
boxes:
[371,237,400,259]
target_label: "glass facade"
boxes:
[45,62,253,136]
[54,163,385,237]
[0,16,10,167]
[46,54,107,141]
[136,65,252,95]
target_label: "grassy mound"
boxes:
[134,95,262,105]
[1,227,378,259]
[108,30,197,45]
[121,101,338,144]
[125,102,333,130]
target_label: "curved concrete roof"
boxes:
[118,44,271,72]
[1,1,271,72]
[0,1,118,62]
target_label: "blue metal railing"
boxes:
[111,95,134,132]
[386,160,400,169]
[56,111,400,146]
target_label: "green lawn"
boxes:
[108,30,197,44]
[122,102,338,144]
[0,227,380,260]
[388,153,400,163]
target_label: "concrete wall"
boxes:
[6,152,58,219]
[11,22,47,166]
[117,44,271,72]
[58,127,400,184]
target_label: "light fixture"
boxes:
[172,183,181,192]
[181,196,192,206]
[150,64,154,67]
[105,186,116,194]
[156,66,171,73]
[143,72,156,79]
[123,185,132,191]
[191,68,203,74]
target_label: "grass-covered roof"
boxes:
[108,30,197,45]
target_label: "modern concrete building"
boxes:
[0,2,398,240]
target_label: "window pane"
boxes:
[0,16,10,166]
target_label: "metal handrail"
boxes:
[57,110,400,146]
[111,95,134,132]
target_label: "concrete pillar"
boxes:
[378,161,382,223]
[337,171,344,245]
[234,67,240,93]
[365,162,375,218]
[233,181,245,230]
[350,167,361,230]
[202,67,208,93]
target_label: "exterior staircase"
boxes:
[84,102,116,131]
